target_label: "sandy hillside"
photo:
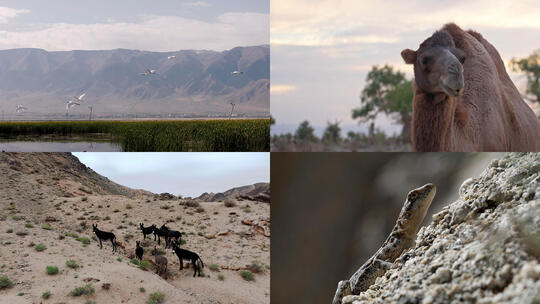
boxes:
[0,153,270,304]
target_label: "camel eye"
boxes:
[421,56,430,66]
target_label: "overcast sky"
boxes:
[0,0,268,51]
[271,0,540,135]
[73,152,269,197]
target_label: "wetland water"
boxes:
[0,135,121,152]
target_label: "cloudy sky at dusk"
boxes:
[271,0,540,135]
[0,0,268,51]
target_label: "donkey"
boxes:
[135,241,144,260]
[153,225,169,245]
[140,223,155,239]
[151,246,168,278]
[159,225,182,249]
[171,241,204,277]
[92,224,117,252]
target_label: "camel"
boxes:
[401,23,540,151]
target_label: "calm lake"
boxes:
[0,135,122,152]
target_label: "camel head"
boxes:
[401,30,466,99]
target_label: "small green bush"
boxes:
[25,223,34,228]
[140,287,146,292]
[42,291,51,299]
[130,258,140,265]
[45,266,59,275]
[147,291,165,304]
[0,276,13,289]
[35,243,47,252]
[66,259,79,269]
[69,284,94,296]
[5,228,13,233]
[139,260,151,271]
[209,264,220,272]
[41,224,53,230]
[76,237,91,244]
[117,257,123,262]
[249,260,265,273]
[17,292,24,296]
[240,270,254,281]
[218,274,225,281]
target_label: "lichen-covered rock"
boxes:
[343,153,540,304]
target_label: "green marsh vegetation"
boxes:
[0,119,270,151]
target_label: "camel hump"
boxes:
[466,30,485,43]
[440,23,469,50]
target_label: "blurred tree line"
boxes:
[511,50,540,103]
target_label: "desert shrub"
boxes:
[41,223,53,230]
[139,261,151,271]
[69,284,94,296]
[85,300,96,304]
[42,291,51,299]
[147,291,165,304]
[66,259,79,269]
[16,231,28,236]
[25,223,34,228]
[6,228,13,233]
[0,276,13,289]
[249,260,265,273]
[195,206,205,213]
[126,203,132,209]
[185,200,200,208]
[218,274,225,281]
[35,243,47,252]
[76,237,91,244]
[240,270,254,281]
[45,266,59,275]
[209,264,220,272]
[130,258,140,265]
[224,200,236,207]
[140,287,146,292]
[117,257,123,262]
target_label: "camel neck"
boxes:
[412,92,456,151]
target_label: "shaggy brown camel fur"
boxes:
[401,23,540,151]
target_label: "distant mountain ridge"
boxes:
[196,182,270,202]
[0,45,269,118]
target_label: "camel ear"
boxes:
[401,49,417,64]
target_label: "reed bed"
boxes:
[0,119,270,152]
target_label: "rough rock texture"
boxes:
[343,153,540,304]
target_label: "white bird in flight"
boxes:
[66,100,81,110]
[230,71,244,76]
[167,55,176,60]
[139,67,157,76]
[72,92,86,102]
[16,105,28,113]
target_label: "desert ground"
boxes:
[0,153,270,304]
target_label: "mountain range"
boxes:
[195,182,270,202]
[0,45,269,119]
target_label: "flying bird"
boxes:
[66,100,81,110]
[230,71,244,76]
[139,66,157,76]
[167,55,176,60]
[16,105,28,113]
[73,92,86,102]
